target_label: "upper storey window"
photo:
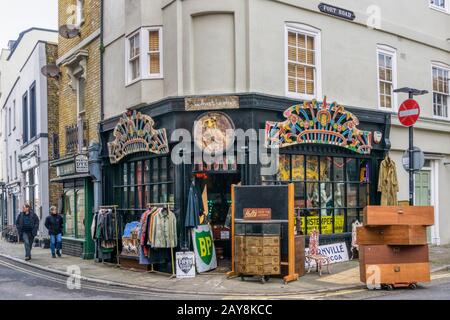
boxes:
[429,0,449,13]
[432,64,449,119]
[377,45,397,111]
[126,27,163,85]
[286,23,322,100]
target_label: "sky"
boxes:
[0,0,58,50]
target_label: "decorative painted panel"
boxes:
[265,98,373,155]
[108,111,169,164]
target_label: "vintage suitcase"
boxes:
[360,262,431,284]
[357,225,427,245]
[359,245,429,265]
[363,206,434,226]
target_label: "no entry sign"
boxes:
[398,99,420,127]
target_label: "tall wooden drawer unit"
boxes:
[363,206,434,226]
[357,226,427,245]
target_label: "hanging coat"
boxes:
[185,182,203,228]
[378,155,399,206]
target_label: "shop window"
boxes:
[112,156,174,223]
[261,154,370,234]
[286,23,322,100]
[64,189,75,237]
[432,64,449,119]
[76,189,85,238]
[377,45,397,110]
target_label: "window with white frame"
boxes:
[127,32,141,83]
[377,46,397,110]
[12,100,15,130]
[286,24,321,100]
[432,64,449,118]
[430,0,449,13]
[126,27,163,84]
[76,0,85,26]
[148,28,162,77]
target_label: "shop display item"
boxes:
[363,206,434,226]
[377,155,399,206]
[357,205,434,290]
[357,225,427,245]
[305,229,331,276]
[92,207,119,263]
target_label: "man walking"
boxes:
[45,206,64,258]
[16,204,40,261]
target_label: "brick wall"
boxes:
[57,0,101,157]
[46,43,63,208]
[58,0,101,57]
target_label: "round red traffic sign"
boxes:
[398,99,420,127]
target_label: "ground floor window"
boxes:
[24,168,39,210]
[112,156,174,223]
[63,185,85,239]
[261,154,370,234]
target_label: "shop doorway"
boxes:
[196,172,241,270]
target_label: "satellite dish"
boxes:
[59,24,81,39]
[41,64,61,79]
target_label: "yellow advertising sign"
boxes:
[300,215,344,234]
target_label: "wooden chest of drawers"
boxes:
[363,206,434,226]
[357,226,427,245]
[235,235,281,276]
[360,263,431,284]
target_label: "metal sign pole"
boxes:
[408,92,414,206]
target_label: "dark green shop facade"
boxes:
[100,93,391,254]
[50,154,95,259]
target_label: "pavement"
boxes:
[1,239,449,298]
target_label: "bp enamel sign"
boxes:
[192,225,217,273]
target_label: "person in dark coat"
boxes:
[16,204,40,261]
[44,206,64,258]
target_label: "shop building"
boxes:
[50,0,102,258]
[0,28,59,236]
[100,0,450,254]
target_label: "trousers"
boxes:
[50,234,62,255]
[22,232,34,258]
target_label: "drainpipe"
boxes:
[100,0,105,121]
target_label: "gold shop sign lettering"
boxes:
[243,208,272,221]
[185,96,239,111]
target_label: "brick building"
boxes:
[50,0,102,258]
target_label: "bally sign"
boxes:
[305,242,349,267]
[243,208,272,220]
[318,3,356,21]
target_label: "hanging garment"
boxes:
[151,208,178,248]
[185,182,203,229]
[378,155,399,206]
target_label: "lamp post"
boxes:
[393,88,428,206]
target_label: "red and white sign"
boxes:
[398,99,420,127]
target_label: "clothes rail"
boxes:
[99,205,120,267]
[146,202,176,279]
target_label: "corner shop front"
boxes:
[100,93,391,265]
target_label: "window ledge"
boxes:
[286,92,317,101]
[432,115,450,122]
[125,78,141,88]
[429,5,450,14]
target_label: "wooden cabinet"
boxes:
[235,235,281,276]
[357,206,433,288]
[363,206,434,226]
[282,235,305,278]
[357,226,427,245]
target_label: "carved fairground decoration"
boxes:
[108,111,169,164]
[265,98,373,154]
